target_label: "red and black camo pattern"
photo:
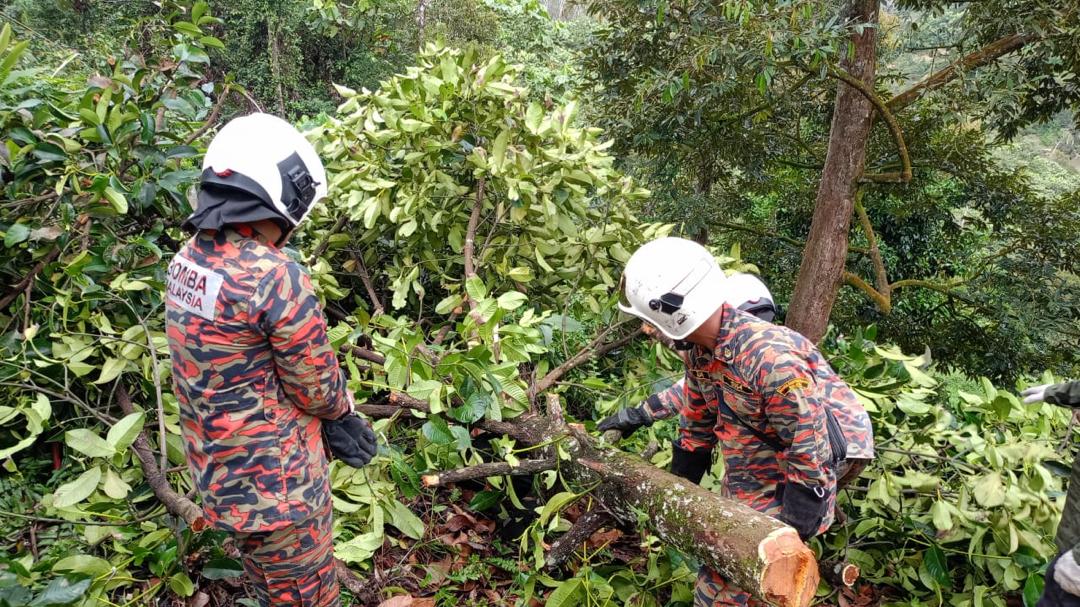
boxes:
[652,304,874,530]
[165,226,351,533]
[695,566,762,607]
[236,501,340,606]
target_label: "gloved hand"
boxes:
[670,445,712,485]
[1056,550,1080,597]
[775,482,830,542]
[597,405,653,435]
[323,413,377,468]
[1022,384,1050,404]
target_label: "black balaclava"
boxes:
[181,183,290,242]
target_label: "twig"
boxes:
[343,343,386,365]
[136,315,169,475]
[0,508,166,527]
[308,215,349,266]
[0,247,60,310]
[421,458,557,487]
[183,87,231,144]
[353,253,384,315]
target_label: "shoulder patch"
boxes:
[166,254,224,320]
[777,377,811,395]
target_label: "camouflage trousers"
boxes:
[694,458,872,606]
[235,502,340,607]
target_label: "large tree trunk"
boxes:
[431,397,820,607]
[785,0,880,342]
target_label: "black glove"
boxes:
[597,403,654,435]
[775,482,830,541]
[670,444,713,485]
[323,414,378,468]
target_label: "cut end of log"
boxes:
[758,528,820,607]
[835,562,860,587]
[421,474,439,487]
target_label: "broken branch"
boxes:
[421,458,557,487]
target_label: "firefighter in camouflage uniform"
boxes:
[165,113,377,607]
[613,237,875,607]
[1022,381,1080,606]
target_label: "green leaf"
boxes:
[4,224,29,247]
[102,468,131,499]
[435,294,463,315]
[65,429,115,458]
[79,107,101,126]
[334,531,383,564]
[28,576,91,606]
[407,379,444,413]
[539,491,578,526]
[452,390,490,424]
[169,572,195,597]
[103,187,128,214]
[173,21,202,37]
[469,490,503,512]
[525,102,543,133]
[496,291,527,311]
[465,277,488,302]
[491,128,509,170]
[192,1,209,22]
[52,554,111,577]
[0,40,28,82]
[972,472,1005,507]
[923,545,950,588]
[1023,574,1044,607]
[202,558,244,580]
[546,578,584,607]
[106,411,145,453]
[384,498,425,540]
[53,466,102,508]
[93,357,126,385]
[422,415,455,446]
[930,500,952,532]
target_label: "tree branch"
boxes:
[308,215,349,266]
[463,179,485,284]
[545,509,612,569]
[853,192,890,301]
[115,384,205,527]
[183,87,231,145]
[353,253,384,315]
[529,323,642,402]
[343,343,386,365]
[0,247,60,310]
[886,33,1037,113]
[825,66,911,183]
[421,458,557,487]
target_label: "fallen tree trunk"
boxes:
[431,396,819,607]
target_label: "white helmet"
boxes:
[618,237,729,339]
[199,113,328,228]
[727,272,777,322]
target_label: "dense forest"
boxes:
[0,0,1078,605]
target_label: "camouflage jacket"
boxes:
[651,304,874,534]
[165,226,351,533]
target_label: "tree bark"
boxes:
[564,424,817,607]
[429,402,820,607]
[786,0,880,342]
